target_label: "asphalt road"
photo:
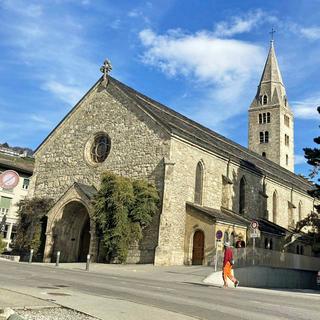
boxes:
[0,260,319,320]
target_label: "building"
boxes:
[0,147,34,250]
[28,41,317,265]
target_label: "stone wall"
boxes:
[30,81,171,263]
[155,136,315,265]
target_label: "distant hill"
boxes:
[0,142,34,156]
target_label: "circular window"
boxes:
[85,133,111,165]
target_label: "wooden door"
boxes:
[192,230,204,265]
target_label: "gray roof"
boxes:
[187,202,248,227]
[34,74,313,195]
[110,77,313,194]
[75,183,97,200]
[0,152,34,175]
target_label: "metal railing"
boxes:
[213,247,320,272]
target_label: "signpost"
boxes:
[0,170,20,189]
[215,230,223,272]
[250,220,260,265]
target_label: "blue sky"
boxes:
[0,0,319,177]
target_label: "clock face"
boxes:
[0,170,20,189]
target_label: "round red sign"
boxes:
[250,220,259,229]
[0,170,20,189]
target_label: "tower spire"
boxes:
[248,37,294,172]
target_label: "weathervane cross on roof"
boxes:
[270,27,276,42]
[100,59,112,88]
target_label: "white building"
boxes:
[0,148,34,250]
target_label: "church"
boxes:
[29,40,317,265]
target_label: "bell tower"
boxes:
[248,38,294,172]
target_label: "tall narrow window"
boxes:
[298,201,302,221]
[263,113,266,123]
[286,155,289,166]
[263,95,268,105]
[262,152,266,158]
[259,114,262,124]
[265,131,269,143]
[194,161,204,205]
[284,115,290,127]
[260,132,264,143]
[267,112,271,123]
[285,134,289,146]
[0,196,12,215]
[239,177,246,214]
[272,191,278,223]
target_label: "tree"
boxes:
[13,197,53,257]
[92,172,159,263]
[295,106,320,252]
[303,106,320,206]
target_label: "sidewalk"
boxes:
[0,288,56,309]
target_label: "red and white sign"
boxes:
[0,170,20,189]
[250,220,259,229]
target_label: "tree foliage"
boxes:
[295,106,320,252]
[92,172,159,263]
[13,197,53,256]
[0,235,6,254]
[303,106,320,204]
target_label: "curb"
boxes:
[0,308,25,320]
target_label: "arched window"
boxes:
[262,152,266,158]
[194,161,204,204]
[299,201,302,221]
[265,131,269,143]
[224,231,229,243]
[296,245,300,254]
[270,239,273,250]
[259,114,262,124]
[263,95,268,105]
[267,112,271,123]
[260,132,264,143]
[239,177,246,214]
[273,191,278,223]
[300,246,304,255]
[265,238,269,249]
[263,113,266,123]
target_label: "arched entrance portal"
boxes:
[192,230,204,265]
[52,201,91,262]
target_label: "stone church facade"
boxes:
[29,42,317,265]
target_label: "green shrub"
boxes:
[93,172,159,263]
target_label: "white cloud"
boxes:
[214,10,265,37]
[292,96,320,119]
[0,1,96,106]
[295,154,307,165]
[300,27,320,40]
[139,28,265,127]
[42,81,85,105]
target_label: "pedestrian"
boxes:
[222,241,239,288]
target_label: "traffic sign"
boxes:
[250,220,259,229]
[250,229,261,238]
[216,230,223,240]
[0,170,20,189]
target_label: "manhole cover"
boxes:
[47,292,71,296]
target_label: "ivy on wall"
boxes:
[13,197,53,257]
[92,171,159,263]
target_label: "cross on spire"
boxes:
[270,27,276,42]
